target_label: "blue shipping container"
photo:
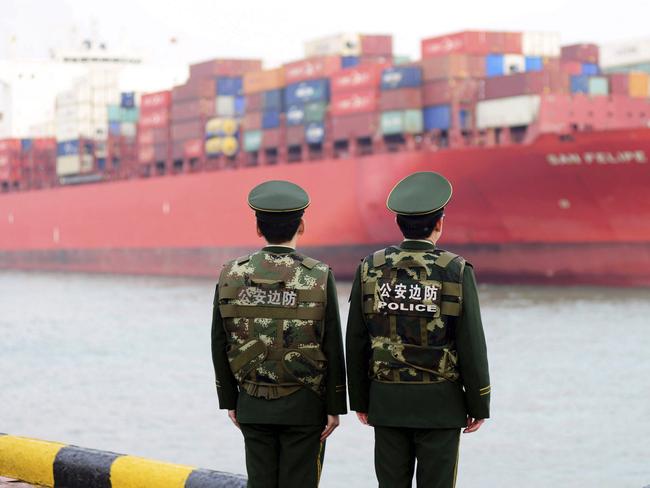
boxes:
[305,122,325,144]
[109,121,121,136]
[216,77,243,96]
[423,105,451,131]
[262,110,281,129]
[485,54,505,77]
[380,66,422,90]
[459,109,470,130]
[581,63,599,76]
[286,105,305,126]
[285,80,330,106]
[57,140,79,157]
[525,56,544,72]
[263,89,284,111]
[341,56,360,69]
[20,139,33,152]
[121,92,135,108]
[570,75,590,94]
[234,96,246,117]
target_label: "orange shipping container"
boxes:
[628,72,650,98]
[243,68,286,94]
[420,54,485,81]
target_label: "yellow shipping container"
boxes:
[628,72,650,98]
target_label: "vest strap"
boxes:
[434,251,458,268]
[236,255,251,265]
[373,249,386,267]
[300,256,319,269]
[220,304,325,320]
[442,281,462,297]
[362,280,376,295]
[441,301,461,316]
[219,286,325,302]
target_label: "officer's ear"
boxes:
[296,219,305,236]
[434,216,444,233]
[256,224,264,238]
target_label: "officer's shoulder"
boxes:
[296,253,330,272]
[434,248,472,270]
[361,246,397,267]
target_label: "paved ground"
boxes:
[0,477,39,487]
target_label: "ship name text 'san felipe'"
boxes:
[547,150,647,166]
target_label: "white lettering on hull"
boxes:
[547,150,647,166]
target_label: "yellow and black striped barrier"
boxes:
[0,434,246,488]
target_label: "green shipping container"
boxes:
[243,130,262,152]
[588,77,609,96]
[380,110,423,135]
[107,105,122,122]
[304,102,327,123]
[120,107,140,123]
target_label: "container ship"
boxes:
[1,31,649,286]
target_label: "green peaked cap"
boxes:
[387,171,453,215]
[248,180,310,213]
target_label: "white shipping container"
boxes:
[522,32,561,57]
[476,95,541,129]
[503,54,526,74]
[304,33,361,58]
[600,39,650,68]
[120,122,137,138]
[216,96,235,117]
[57,155,82,176]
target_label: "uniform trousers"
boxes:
[240,423,325,488]
[374,426,461,488]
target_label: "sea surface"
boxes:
[1,270,649,488]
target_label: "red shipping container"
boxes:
[422,79,482,106]
[171,98,215,121]
[190,59,262,79]
[244,93,264,112]
[331,65,383,93]
[561,44,599,64]
[32,138,56,151]
[360,35,393,56]
[482,71,568,100]
[141,91,172,112]
[330,90,379,115]
[139,109,170,129]
[262,128,286,148]
[243,112,263,130]
[171,120,204,141]
[609,74,630,95]
[286,126,305,146]
[331,112,379,139]
[0,139,21,153]
[153,142,170,161]
[284,56,341,84]
[420,54,485,81]
[151,127,171,144]
[359,55,392,66]
[138,129,155,146]
[183,139,203,158]
[171,142,184,161]
[379,88,422,110]
[172,79,215,103]
[421,31,520,58]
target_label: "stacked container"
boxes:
[106,92,139,177]
[379,66,424,136]
[303,33,393,67]
[330,64,384,141]
[138,90,172,174]
[18,138,57,190]
[0,139,22,190]
[242,67,286,154]
[284,79,330,148]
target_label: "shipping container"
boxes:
[234,96,246,117]
[262,110,281,129]
[421,31,522,58]
[570,75,590,94]
[486,54,505,77]
[380,109,423,135]
[628,72,650,97]
[581,63,599,76]
[521,32,561,57]
[379,87,422,110]
[360,35,393,56]
[243,130,263,152]
[243,68,285,94]
[171,120,204,141]
[190,59,262,79]
[139,109,170,129]
[286,125,305,146]
[423,105,451,130]
[243,112,263,130]
[420,54,485,81]
[172,79,215,102]
[286,105,305,126]
[285,79,330,105]
[216,77,243,96]
[261,128,285,148]
[588,77,609,95]
[476,94,541,129]
[284,56,341,84]
[525,56,544,72]
[341,56,360,69]
[600,39,650,69]
[305,122,326,144]
[483,71,567,99]
[331,65,383,93]
[140,91,172,111]
[183,139,203,158]
[331,112,378,139]
[422,79,482,105]
[561,44,599,64]
[331,90,379,115]
[304,34,362,58]
[171,98,215,121]
[216,96,236,117]
[245,93,264,112]
[263,89,284,111]
[381,66,422,90]
[504,54,526,74]
[121,92,135,108]
[304,101,327,123]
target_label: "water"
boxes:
[1,271,649,488]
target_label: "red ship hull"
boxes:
[1,128,649,285]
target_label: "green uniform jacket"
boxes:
[346,240,490,428]
[211,245,348,425]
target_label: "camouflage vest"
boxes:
[360,245,466,384]
[218,249,329,399]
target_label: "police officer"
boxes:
[346,171,490,488]
[211,180,347,488]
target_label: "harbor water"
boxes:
[1,270,649,487]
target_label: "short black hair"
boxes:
[256,210,303,244]
[396,209,444,239]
